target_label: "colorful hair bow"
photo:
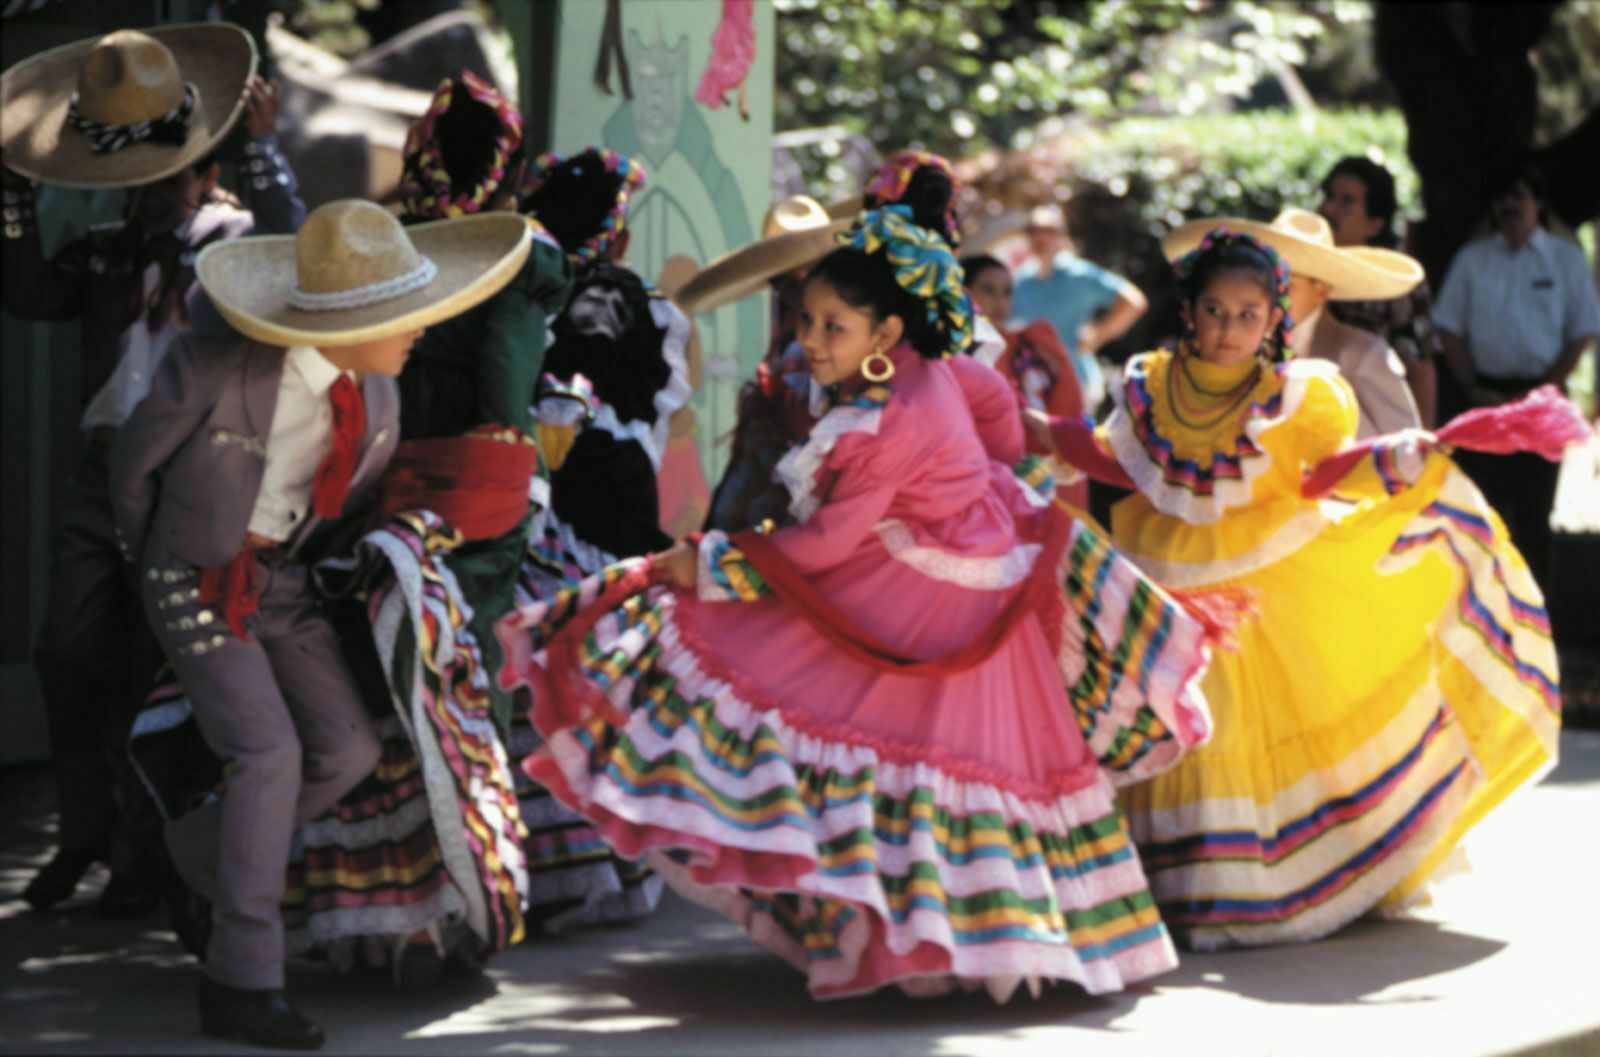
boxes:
[862,149,962,247]
[839,205,975,356]
[398,71,523,220]
[1174,227,1297,356]
[522,147,648,265]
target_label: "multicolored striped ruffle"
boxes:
[1121,465,1559,950]
[697,529,770,602]
[509,594,1180,998]
[356,511,530,951]
[1130,684,1476,948]
[1053,517,1213,785]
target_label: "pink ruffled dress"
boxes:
[500,345,1214,1001]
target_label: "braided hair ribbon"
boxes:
[398,71,523,220]
[1173,227,1296,357]
[839,205,975,356]
[66,82,195,154]
[521,147,647,265]
[862,149,962,247]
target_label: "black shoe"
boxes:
[22,847,104,910]
[393,942,444,993]
[197,977,324,1051]
[95,871,161,919]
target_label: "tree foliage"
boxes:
[774,0,1364,163]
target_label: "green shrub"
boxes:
[1067,109,1418,234]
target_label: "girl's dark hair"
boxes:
[523,151,627,255]
[1322,156,1398,247]
[434,81,507,194]
[806,247,946,359]
[959,253,1007,286]
[1178,240,1289,359]
[865,164,958,245]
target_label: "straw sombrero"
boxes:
[1,23,256,189]
[674,195,849,316]
[1163,208,1423,301]
[198,199,533,346]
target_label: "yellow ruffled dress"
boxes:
[1104,348,1560,950]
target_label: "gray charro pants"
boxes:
[142,547,379,991]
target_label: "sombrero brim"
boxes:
[1163,217,1423,301]
[675,219,849,316]
[1,23,256,190]
[197,213,534,346]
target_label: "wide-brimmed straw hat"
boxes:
[197,198,533,346]
[674,195,849,316]
[1,23,256,189]
[1163,208,1422,301]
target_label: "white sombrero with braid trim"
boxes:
[1163,208,1423,301]
[197,199,533,346]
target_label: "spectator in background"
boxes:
[1435,162,1600,588]
[1011,203,1147,412]
[1319,155,1446,427]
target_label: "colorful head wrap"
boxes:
[397,71,523,220]
[837,205,975,357]
[1173,227,1296,357]
[520,148,648,265]
[862,149,962,247]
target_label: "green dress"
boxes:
[396,234,575,734]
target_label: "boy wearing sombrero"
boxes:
[109,198,532,1049]
[1164,208,1426,439]
[1,24,304,918]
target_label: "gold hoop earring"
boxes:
[861,348,896,382]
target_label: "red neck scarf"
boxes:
[312,374,366,519]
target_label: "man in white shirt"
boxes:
[1435,163,1600,586]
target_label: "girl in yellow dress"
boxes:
[1032,228,1562,950]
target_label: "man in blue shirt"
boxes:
[1010,204,1147,411]
[1435,163,1600,587]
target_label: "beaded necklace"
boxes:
[1167,347,1261,431]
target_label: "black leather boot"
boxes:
[197,977,324,1051]
[22,846,103,910]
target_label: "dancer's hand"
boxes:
[653,540,698,589]
[1022,408,1055,451]
[242,76,280,141]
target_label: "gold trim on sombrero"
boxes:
[1,23,256,190]
[197,199,533,346]
[674,195,850,316]
[1163,208,1423,302]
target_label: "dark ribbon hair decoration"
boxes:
[65,81,196,155]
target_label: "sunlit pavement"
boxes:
[2,732,1597,1057]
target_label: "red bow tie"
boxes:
[311,374,366,518]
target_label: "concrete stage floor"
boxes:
[2,731,1597,1057]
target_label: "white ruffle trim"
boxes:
[582,300,693,471]
[774,401,885,523]
[1124,506,1328,588]
[874,518,1041,590]
[1105,358,1333,525]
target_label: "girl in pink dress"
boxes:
[499,206,1215,1001]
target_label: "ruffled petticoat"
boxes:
[499,508,1214,1000]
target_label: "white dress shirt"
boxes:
[1434,226,1600,379]
[247,346,355,542]
[80,215,198,432]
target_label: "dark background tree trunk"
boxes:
[1376,1,1599,288]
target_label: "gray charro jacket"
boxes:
[109,331,399,570]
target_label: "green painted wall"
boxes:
[546,0,774,480]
